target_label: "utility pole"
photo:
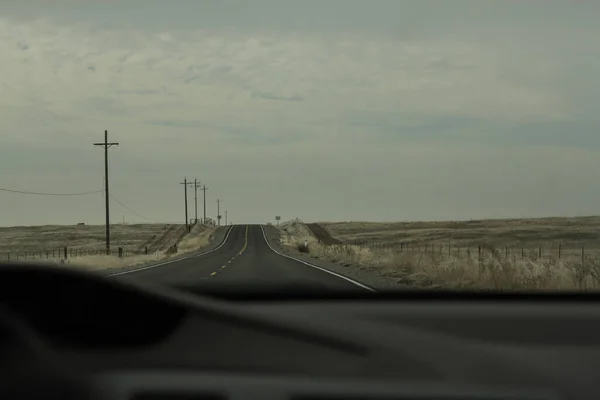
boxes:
[202,185,208,223]
[193,178,198,224]
[180,177,189,230]
[225,210,228,226]
[189,178,202,225]
[217,199,222,226]
[94,130,119,255]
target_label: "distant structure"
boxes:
[77,222,85,226]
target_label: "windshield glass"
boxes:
[1,1,599,293]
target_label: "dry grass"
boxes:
[0,223,178,254]
[321,216,600,248]
[0,223,217,271]
[174,223,217,254]
[280,220,600,291]
[42,252,165,272]
[65,223,217,270]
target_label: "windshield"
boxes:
[1,1,599,293]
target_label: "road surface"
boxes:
[111,225,371,292]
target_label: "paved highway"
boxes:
[110,225,372,292]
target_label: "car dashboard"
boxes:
[0,263,598,400]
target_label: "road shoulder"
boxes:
[262,225,409,291]
[93,225,232,277]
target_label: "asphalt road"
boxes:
[111,224,372,292]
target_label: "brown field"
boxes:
[0,223,216,270]
[280,218,600,291]
[0,223,184,258]
[320,217,600,248]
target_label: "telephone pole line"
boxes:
[217,199,222,226]
[180,177,189,230]
[189,178,202,225]
[225,210,228,226]
[202,185,208,223]
[94,130,119,255]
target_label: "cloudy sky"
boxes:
[1,0,599,226]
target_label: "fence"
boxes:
[0,246,151,263]
[338,239,600,263]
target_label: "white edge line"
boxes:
[108,226,235,277]
[259,225,376,292]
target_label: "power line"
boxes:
[109,194,154,222]
[0,187,103,196]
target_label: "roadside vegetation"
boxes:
[279,220,600,291]
[1,223,218,272]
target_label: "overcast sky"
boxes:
[1,1,599,226]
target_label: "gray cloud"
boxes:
[253,92,303,102]
[0,1,599,225]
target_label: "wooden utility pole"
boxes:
[217,199,222,226]
[190,178,202,225]
[202,185,208,223]
[94,130,119,255]
[180,178,189,230]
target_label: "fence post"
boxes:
[538,245,542,260]
[118,247,123,258]
[478,246,481,265]
[145,246,148,255]
[64,247,67,259]
[505,246,508,259]
[521,247,524,260]
[7,252,9,262]
[558,244,562,260]
[582,246,585,267]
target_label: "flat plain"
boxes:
[320,216,600,248]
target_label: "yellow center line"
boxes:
[238,225,249,255]
[209,226,247,277]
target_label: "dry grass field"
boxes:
[280,217,600,291]
[0,223,183,256]
[320,217,600,248]
[0,223,217,271]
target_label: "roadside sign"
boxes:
[275,216,281,221]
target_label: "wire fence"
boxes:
[0,246,152,263]
[337,239,600,263]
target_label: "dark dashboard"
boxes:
[0,263,598,400]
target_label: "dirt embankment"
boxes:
[305,223,343,245]
[138,224,188,253]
